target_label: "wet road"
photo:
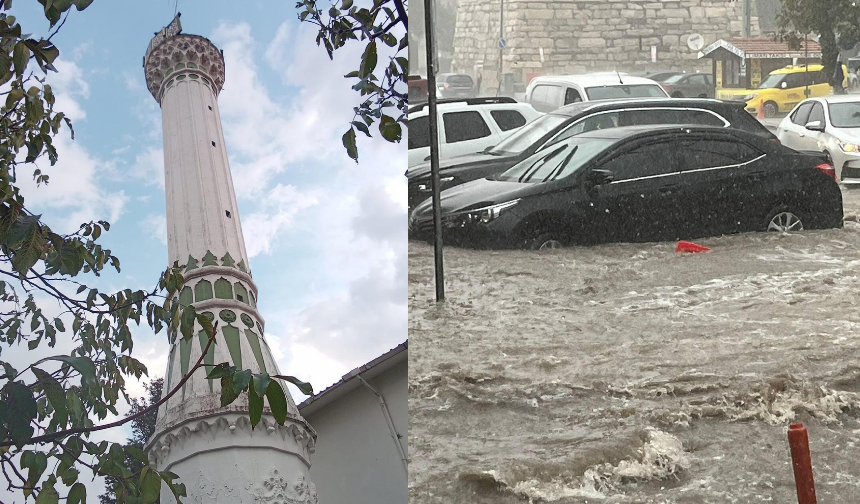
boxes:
[409,187,860,503]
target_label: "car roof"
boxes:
[546,97,735,118]
[818,94,860,104]
[529,73,661,88]
[770,64,825,75]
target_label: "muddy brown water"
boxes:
[409,188,860,503]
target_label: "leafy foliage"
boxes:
[0,2,312,503]
[98,378,162,504]
[776,0,860,78]
[296,0,407,161]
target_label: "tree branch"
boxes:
[392,0,407,30]
[0,323,218,448]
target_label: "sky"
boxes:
[0,0,405,500]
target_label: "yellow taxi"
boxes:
[717,64,848,118]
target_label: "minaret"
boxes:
[142,15,318,504]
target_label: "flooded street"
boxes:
[409,187,860,503]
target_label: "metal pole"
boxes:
[742,0,750,38]
[423,0,445,302]
[498,0,504,96]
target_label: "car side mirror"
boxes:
[781,82,788,89]
[587,169,614,186]
[805,120,825,132]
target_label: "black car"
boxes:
[660,73,715,98]
[436,73,475,99]
[407,98,777,210]
[409,125,842,249]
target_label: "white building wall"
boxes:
[302,360,408,504]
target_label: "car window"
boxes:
[791,103,814,126]
[550,113,620,144]
[408,115,430,150]
[564,87,583,105]
[496,138,614,183]
[491,114,570,155]
[447,75,474,87]
[783,72,810,89]
[807,103,825,124]
[490,110,528,132]
[442,111,491,143]
[678,138,761,171]
[530,85,562,112]
[585,84,668,100]
[827,101,860,127]
[597,140,679,180]
[690,75,708,86]
[616,109,725,127]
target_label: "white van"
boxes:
[525,73,669,113]
[407,98,541,167]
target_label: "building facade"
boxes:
[452,0,764,93]
[299,343,408,504]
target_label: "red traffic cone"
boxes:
[676,240,711,253]
[757,99,765,119]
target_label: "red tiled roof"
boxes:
[727,38,821,55]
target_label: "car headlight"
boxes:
[743,93,759,102]
[453,199,520,226]
[418,177,454,192]
[839,141,860,153]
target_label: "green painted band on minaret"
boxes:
[179,337,192,398]
[223,325,242,369]
[214,278,233,299]
[244,329,267,374]
[194,279,213,301]
[197,330,215,393]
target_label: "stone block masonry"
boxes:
[452,0,760,92]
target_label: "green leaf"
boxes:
[34,486,58,504]
[273,374,315,396]
[266,380,288,424]
[72,0,93,10]
[342,128,357,161]
[67,483,86,504]
[35,355,97,389]
[6,214,40,247]
[5,87,23,109]
[32,367,67,427]
[342,0,353,9]
[21,451,47,495]
[351,120,371,137]
[379,115,402,142]
[207,362,234,379]
[12,41,30,77]
[232,368,252,396]
[179,304,196,341]
[248,385,263,429]
[140,466,161,504]
[196,311,214,339]
[358,40,377,79]
[220,373,240,407]
[5,382,36,446]
[252,373,270,398]
[125,445,148,463]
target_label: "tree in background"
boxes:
[98,379,163,504]
[776,0,860,79]
[295,0,407,161]
[0,2,312,503]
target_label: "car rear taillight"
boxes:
[816,162,836,181]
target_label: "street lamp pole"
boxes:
[423,0,445,302]
[498,0,504,96]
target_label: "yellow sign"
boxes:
[751,59,762,88]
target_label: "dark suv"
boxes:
[407,98,777,210]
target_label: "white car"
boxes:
[777,95,860,184]
[407,98,541,168]
[524,73,669,113]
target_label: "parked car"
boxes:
[408,125,842,249]
[524,73,669,113]
[777,95,860,183]
[407,98,778,210]
[435,73,476,99]
[660,73,715,98]
[638,71,681,83]
[407,97,541,168]
[718,64,848,118]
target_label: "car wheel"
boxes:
[763,101,779,118]
[765,208,804,233]
[528,232,563,250]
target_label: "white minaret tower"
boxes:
[142,15,319,504]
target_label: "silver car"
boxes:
[777,95,860,184]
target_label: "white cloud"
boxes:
[141,213,167,245]
[242,184,319,257]
[50,59,90,122]
[129,146,165,188]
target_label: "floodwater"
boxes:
[408,187,860,503]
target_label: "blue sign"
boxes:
[498,38,507,49]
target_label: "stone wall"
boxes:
[452,0,762,93]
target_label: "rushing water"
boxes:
[409,188,860,503]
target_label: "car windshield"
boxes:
[585,84,668,100]
[827,102,860,128]
[758,74,784,89]
[663,74,687,84]
[495,138,614,183]
[489,114,570,155]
